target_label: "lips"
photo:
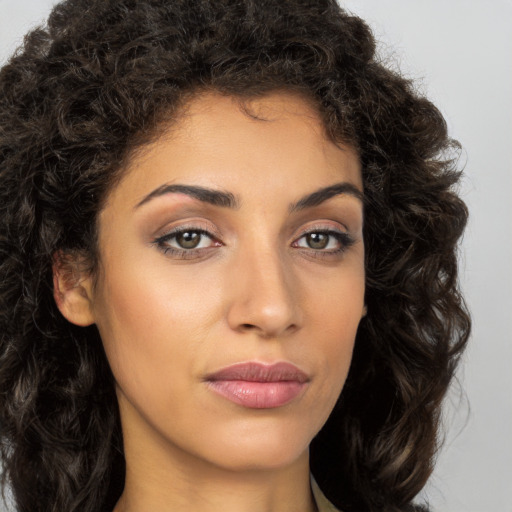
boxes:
[204,362,309,409]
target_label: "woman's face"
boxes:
[87,92,365,473]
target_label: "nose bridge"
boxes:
[227,236,301,337]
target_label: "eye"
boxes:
[153,227,221,257]
[169,230,212,249]
[292,230,354,253]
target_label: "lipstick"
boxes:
[204,362,309,409]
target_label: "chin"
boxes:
[211,449,309,473]
[199,424,313,472]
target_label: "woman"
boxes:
[0,1,470,511]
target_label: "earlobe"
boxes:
[361,304,368,318]
[52,252,95,327]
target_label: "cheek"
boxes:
[91,257,226,395]
[91,272,169,387]
[307,268,364,393]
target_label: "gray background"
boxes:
[1,1,511,511]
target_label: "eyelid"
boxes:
[151,220,224,260]
[153,218,222,241]
[156,227,217,247]
[293,220,351,239]
[291,222,356,255]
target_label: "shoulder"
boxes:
[311,475,343,512]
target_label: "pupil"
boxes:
[177,231,201,249]
[307,233,329,249]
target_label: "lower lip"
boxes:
[207,380,307,409]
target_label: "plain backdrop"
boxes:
[1,1,511,511]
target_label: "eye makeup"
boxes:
[291,223,356,261]
[152,223,223,260]
[151,220,356,263]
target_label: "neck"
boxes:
[115,459,316,512]
[115,449,316,512]
[113,403,317,512]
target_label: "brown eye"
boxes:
[175,231,202,249]
[293,229,355,254]
[154,227,219,256]
[305,232,329,249]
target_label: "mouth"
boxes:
[204,362,309,409]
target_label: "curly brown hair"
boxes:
[0,1,470,511]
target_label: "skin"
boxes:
[55,92,366,512]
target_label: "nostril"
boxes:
[238,321,299,338]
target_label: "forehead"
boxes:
[158,91,330,148]
[108,91,362,210]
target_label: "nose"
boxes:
[226,247,302,339]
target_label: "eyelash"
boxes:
[153,226,221,260]
[152,225,355,260]
[292,229,355,258]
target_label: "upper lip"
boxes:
[205,362,309,383]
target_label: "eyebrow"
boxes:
[289,182,363,212]
[135,181,363,211]
[135,184,239,209]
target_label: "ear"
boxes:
[361,304,368,318]
[52,251,95,327]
